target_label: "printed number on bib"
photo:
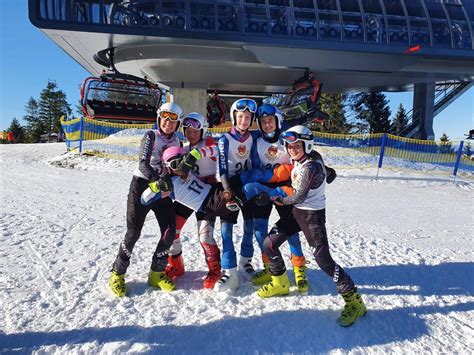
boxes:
[188,180,204,194]
[236,160,249,174]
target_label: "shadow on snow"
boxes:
[1,262,473,353]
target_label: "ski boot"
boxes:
[252,263,271,286]
[293,265,309,294]
[147,270,176,292]
[165,254,185,279]
[203,259,221,289]
[109,271,126,297]
[214,267,239,292]
[257,272,290,298]
[338,291,367,327]
[238,256,255,282]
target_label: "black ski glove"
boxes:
[177,148,201,175]
[158,174,173,192]
[325,166,337,184]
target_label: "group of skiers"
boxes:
[108,98,366,327]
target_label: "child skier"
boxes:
[255,125,366,327]
[165,112,222,289]
[141,147,265,229]
[250,104,309,293]
[215,98,260,291]
[108,102,183,297]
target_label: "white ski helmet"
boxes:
[157,102,183,130]
[230,98,257,126]
[256,104,283,134]
[281,125,314,154]
[182,112,209,138]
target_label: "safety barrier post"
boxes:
[377,133,388,178]
[79,116,84,154]
[453,140,464,182]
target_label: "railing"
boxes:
[399,79,473,138]
[31,0,473,50]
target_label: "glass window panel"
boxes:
[317,0,338,12]
[431,19,452,47]
[387,16,409,44]
[319,12,341,40]
[294,10,317,37]
[293,0,315,9]
[244,5,268,33]
[425,1,447,20]
[269,0,290,6]
[464,2,474,22]
[445,4,467,20]
[383,0,405,16]
[191,3,216,31]
[409,19,430,44]
[91,4,101,24]
[270,8,289,35]
[343,15,364,41]
[340,0,361,13]
[217,4,239,32]
[132,2,160,27]
[361,0,383,14]
[162,1,186,29]
[405,0,426,18]
[365,14,386,43]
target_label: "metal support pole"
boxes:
[377,133,387,179]
[453,140,464,182]
[79,116,84,154]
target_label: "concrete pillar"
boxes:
[413,82,435,140]
[170,88,207,116]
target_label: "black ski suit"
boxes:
[112,130,178,274]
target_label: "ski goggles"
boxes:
[159,111,180,121]
[182,117,202,130]
[234,99,257,113]
[281,131,313,144]
[256,104,277,118]
[165,156,183,170]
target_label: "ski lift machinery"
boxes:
[80,48,163,123]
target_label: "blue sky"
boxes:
[1,1,472,141]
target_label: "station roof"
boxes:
[29,0,474,93]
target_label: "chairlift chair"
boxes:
[80,72,162,123]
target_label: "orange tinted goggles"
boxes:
[160,111,179,121]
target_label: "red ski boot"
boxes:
[203,259,221,289]
[165,254,185,279]
[201,243,221,289]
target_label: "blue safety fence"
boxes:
[314,132,473,179]
[61,116,473,179]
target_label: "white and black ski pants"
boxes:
[112,176,176,274]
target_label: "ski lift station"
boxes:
[29,0,474,139]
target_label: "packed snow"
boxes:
[0,143,473,354]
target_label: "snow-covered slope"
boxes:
[0,143,473,354]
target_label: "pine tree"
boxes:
[439,133,453,154]
[390,103,408,136]
[38,80,71,139]
[463,141,472,158]
[7,118,26,143]
[351,92,391,134]
[23,97,44,143]
[317,93,350,134]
